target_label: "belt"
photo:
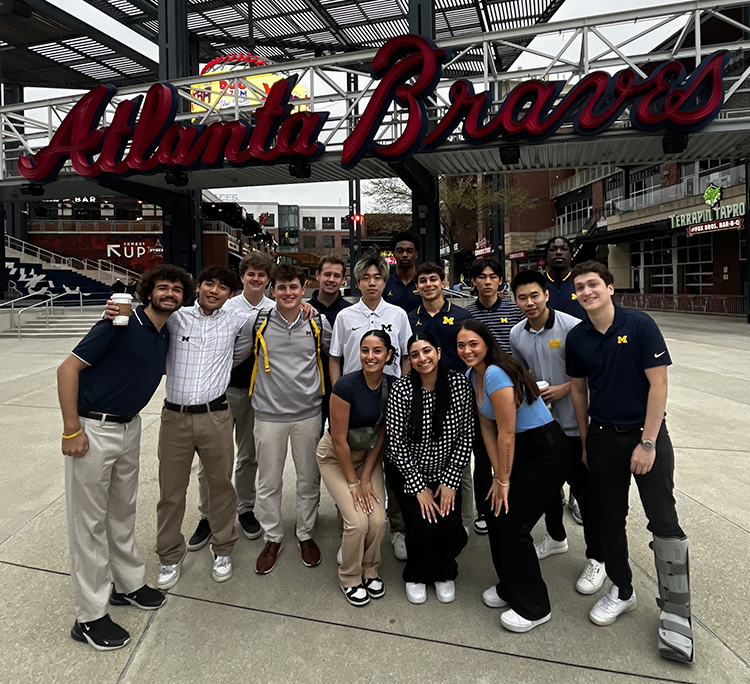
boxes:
[591,420,643,434]
[80,411,138,424]
[164,394,228,414]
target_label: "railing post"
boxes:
[79,290,83,314]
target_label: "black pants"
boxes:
[385,460,468,584]
[473,416,493,515]
[486,421,573,621]
[543,437,605,562]
[586,420,683,600]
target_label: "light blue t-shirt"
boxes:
[467,364,553,433]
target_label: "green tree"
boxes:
[365,175,534,284]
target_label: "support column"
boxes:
[406,0,440,265]
[489,172,505,269]
[744,159,750,323]
[158,0,202,275]
[1,83,26,297]
[393,158,440,264]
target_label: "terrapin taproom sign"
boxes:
[18,35,730,184]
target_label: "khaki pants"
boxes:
[317,432,386,587]
[156,407,238,564]
[197,387,257,518]
[254,415,321,543]
[65,415,145,623]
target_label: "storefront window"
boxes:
[633,234,713,295]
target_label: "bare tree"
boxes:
[365,175,534,284]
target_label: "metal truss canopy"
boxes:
[81,0,565,72]
[4,0,750,201]
[0,0,159,88]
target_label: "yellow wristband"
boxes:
[62,429,83,440]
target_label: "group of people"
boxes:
[57,232,694,665]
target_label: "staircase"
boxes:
[0,306,106,339]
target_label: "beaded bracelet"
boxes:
[347,479,361,490]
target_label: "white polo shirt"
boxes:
[330,298,411,377]
[223,292,275,318]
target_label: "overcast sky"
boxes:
[43,0,688,210]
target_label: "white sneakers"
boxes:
[482,586,509,609]
[391,532,408,561]
[434,580,456,604]
[589,585,637,625]
[405,581,455,604]
[534,533,569,560]
[212,555,233,583]
[576,559,607,595]
[405,582,427,604]
[501,609,552,633]
[157,561,182,589]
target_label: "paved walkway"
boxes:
[0,312,748,684]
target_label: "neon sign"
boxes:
[19,35,729,184]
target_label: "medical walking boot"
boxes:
[652,535,694,664]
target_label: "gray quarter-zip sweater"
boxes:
[251,309,331,423]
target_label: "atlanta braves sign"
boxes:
[19,35,729,184]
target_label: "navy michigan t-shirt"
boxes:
[332,370,394,428]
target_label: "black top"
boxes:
[566,305,671,425]
[309,290,352,328]
[384,272,422,313]
[546,271,587,320]
[72,306,169,416]
[409,300,473,372]
[332,370,394,428]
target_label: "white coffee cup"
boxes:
[111,293,133,326]
[536,380,552,409]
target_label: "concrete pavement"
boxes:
[0,311,748,684]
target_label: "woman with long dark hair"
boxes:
[385,332,474,605]
[457,319,573,633]
[317,330,395,606]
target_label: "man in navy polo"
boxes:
[566,260,693,664]
[384,231,422,313]
[57,265,192,651]
[545,236,587,319]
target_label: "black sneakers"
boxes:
[71,614,130,651]
[110,584,166,610]
[188,518,211,551]
[238,511,262,540]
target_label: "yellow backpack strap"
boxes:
[248,310,271,396]
[309,315,325,396]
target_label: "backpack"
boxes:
[248,308,325,397]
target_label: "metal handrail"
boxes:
[5,234,141,283]
[0,290,48,328]
[16,289,84,339]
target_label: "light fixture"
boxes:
[19,183,45,197]
[165,171,189,187]
[662,134,688,154]
[499,145,521,165]
[289,162,312,179]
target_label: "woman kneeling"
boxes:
[385,332,473,605]
[317,330,393,606]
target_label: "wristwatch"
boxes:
[640,439,656,451]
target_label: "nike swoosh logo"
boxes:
[351,325,364,331]
[654,351,666,358]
